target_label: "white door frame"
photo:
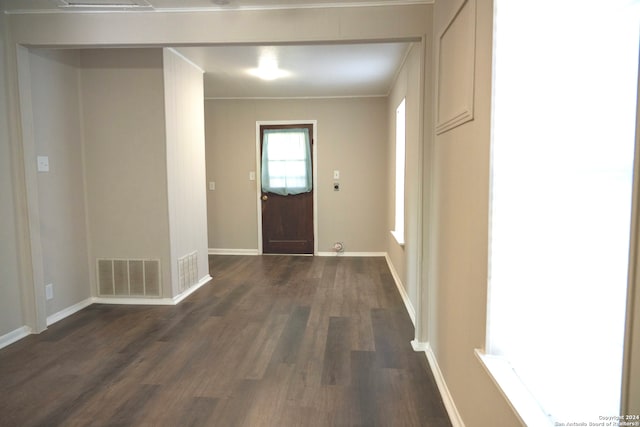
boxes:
[15,45,48,333]
[255,120,318,255]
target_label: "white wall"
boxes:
[386,43,422,310]
[205,97,388,253]
[628,63,640,412]
[163,48,209,295]
[29,49,90,317]
[0,13,24,338]
[424,0,524,425]
[80,48,172,297]
[3,46,209,319]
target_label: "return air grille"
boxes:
[178,251,198,293]
[97,259,161,297]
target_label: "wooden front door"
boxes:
[260,124,314,254]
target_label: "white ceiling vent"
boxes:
[57,0,153,10]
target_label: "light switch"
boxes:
[333,170,340,180]
[37,156,49,172]
[249,171,256,181]
[209,182,215,191]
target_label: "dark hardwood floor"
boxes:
[0,255,452,427]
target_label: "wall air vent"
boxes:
[178,251,198,293]
[57,0,153,10]
[97,258,161,297]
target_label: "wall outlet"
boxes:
[209,181,215,191]
[45,283,53,300]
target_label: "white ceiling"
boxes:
[1,0,420,98]
[177,43,412,99]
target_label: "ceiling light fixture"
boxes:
[247,49,291,81]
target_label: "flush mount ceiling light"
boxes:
[247,48,291,81]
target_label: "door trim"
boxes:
[255,120,318,255]
[15,45,48,333]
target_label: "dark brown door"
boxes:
[260,124,314,254]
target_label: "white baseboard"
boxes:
[0,326,32,350]
[93,296,176,305]
[46,297,94,326]
[173,274,212,304]
[208,248,259,255]
[413,341,465,427]
[95,275,212,306]
[316,251,386,257]
[384,253,415,325]
[411,339,429,352]
[209,250,387,257]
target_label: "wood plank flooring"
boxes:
[0,255,452,427]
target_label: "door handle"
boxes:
[261,194,268,201]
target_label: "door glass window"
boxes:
[261,128,312,195]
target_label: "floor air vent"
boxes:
[97,259,161,297]
[178,251,198,293]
